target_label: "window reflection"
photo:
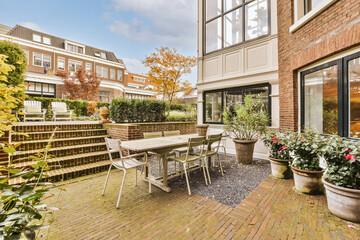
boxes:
[304,65,338,134]
[349,57,360,138]
[205,92,222,122]
[245,0,268,41]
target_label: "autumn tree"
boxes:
[57,66,101,101]
[143,47,196,103]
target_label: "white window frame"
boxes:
[43,37,51,45]
[96,65,108,78]
[85,63,92,72]
[33,52,51,68]
[100,52,107,59]
[68,59,83,73]
[290,0,338,33]
[64,40,85,55]
[110,68,116,80]
[133,77,146,83]
[33,34,41,42]
[57,57,65,70]
[94,51,101,57]
[117,69,123,81]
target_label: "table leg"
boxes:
[207,145,215,172]
[162,152,170,190]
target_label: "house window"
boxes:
[85,63,92,72]
[203,84,271,123]
[96,65,108,78]
[301,51,360,138]
[204,0,269,54]
[58,57,65,70]
[43,37,51,45]
[110,68,116,80]
[133,77,146,83]
[33,34,41,42]
[25,81,56,97]
[99,90,110,102]
[33,52,51,68]
[117,70,123,81]
[68,60,83,73]
[100,52,107,59]
[304,0,323,14]
[24,50,29,65]
[66,43,84,54]
[94,51,101,57]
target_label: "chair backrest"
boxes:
[184,136,206,161]
[163,130,180,137]
[206,133,222,154]
[105,137,124,164]
[143,132,163,139]
[24,101,42,113]
[51,102,67,112]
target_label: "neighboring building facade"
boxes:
[277,0,360,138]
[197,0,279,158]
[0,25,154,102]
[124,72,154,99]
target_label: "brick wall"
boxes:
[277,0,360,131]
[105,122,197,141]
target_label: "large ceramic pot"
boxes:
[196,124,209,136]
[291,166,324,195]
[269,157,293,179]
[233,139,257,165]
[323,179,360,223]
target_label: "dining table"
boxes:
[121,134,200,192]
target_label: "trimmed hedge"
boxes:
[110,98,167,123]
[25,96,109,120]
[166,111,197,122]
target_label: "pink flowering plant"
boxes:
[289,129,325,171]
[322,135,360,189]
[263,131,292,160]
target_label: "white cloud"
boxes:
[108,0,197,48]
[123,57,149,75]
[19,22,41,31]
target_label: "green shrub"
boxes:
[166,111,197,122]
[95,102,110,109]
[110,98,167,123]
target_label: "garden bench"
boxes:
[23,101,46,122]
[52,102,73,121]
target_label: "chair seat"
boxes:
[170,154,201,163]
[194,150,217,157]
[113,158,145,169]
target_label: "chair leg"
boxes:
[116,170,127,208]
[135,167,137,186]
[147,164,152,193]
[183,163,191,195]
[223,146,228,162]
[217,153,224,176]
[204,158,212,185]
[102,164,112,196]
[201,159,208,185]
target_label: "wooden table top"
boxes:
[121,134,200,152]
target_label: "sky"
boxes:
[0,0,198,85]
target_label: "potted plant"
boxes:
[223,94,269,165]
[322,135,360,222]
[263,131,293,179]
[290,129,325,194]
[196,124,209,136]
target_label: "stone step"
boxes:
[12,129,108,142]
[9,160,111,184]
[13,123,103,133]
[12,151,110,169]
[15,135,108,151]
[13,142,107,161]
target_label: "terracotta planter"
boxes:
[291,166,324,195]
[196,124,209,136]
[233,139,257,165]
[323,179,360,222]
[269,157,293,179]
[99,107,112,123]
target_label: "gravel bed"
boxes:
[149,153,271,208]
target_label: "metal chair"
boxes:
[169,136,209,195]
[23,101,46,122]
[163,130,180,137]
[102,137,152,208]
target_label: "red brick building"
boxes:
[278,0,360,138]
[0,24,155,102]
[124,72,154,99]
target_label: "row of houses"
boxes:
[196,0,360,158]
[0,24,154,102]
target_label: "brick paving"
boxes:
[41,170,360,240]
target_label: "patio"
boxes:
[41,165,360,239]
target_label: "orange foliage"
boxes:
[143,47,196,103]
[57,66,101,101]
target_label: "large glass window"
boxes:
[301,52,360,139]
[305,0,323,14]
[57,57,65,70]
[96,66,109,79]
[99,90,110,102]
[303,65,338,135]
[204,0,269,54]
[25,81,55,97]
[33,52,51,68]
[204,84,271,123]
[68,60,82,73]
